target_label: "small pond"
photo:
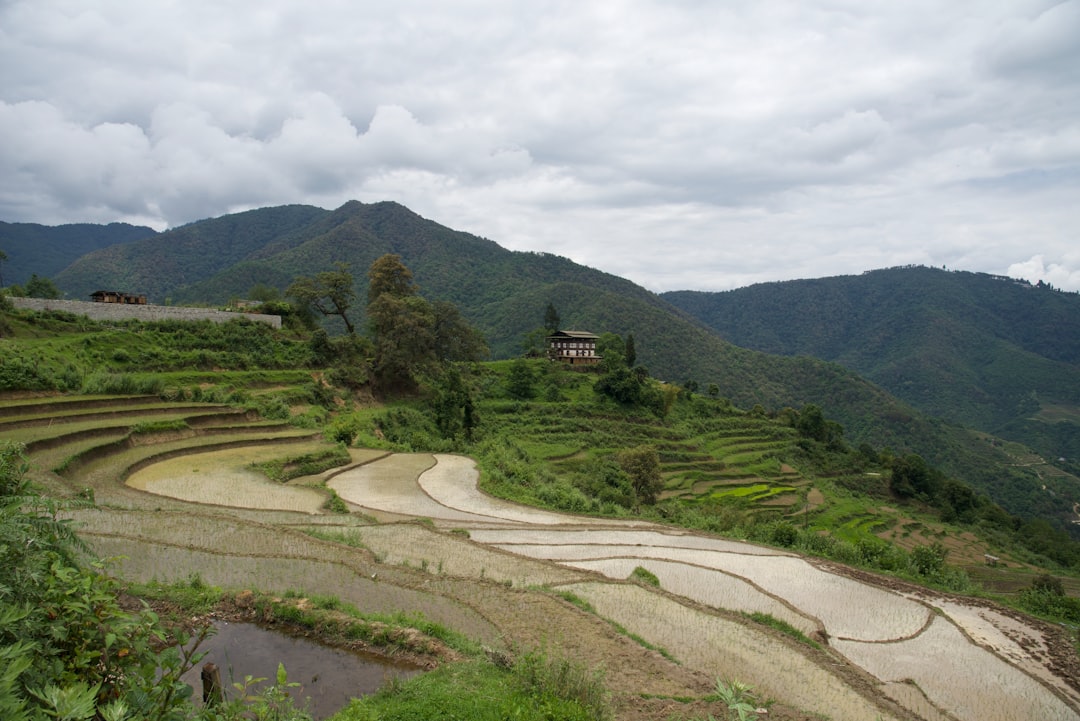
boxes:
[181,622,421,720]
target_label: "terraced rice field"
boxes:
[8,395,1079,721]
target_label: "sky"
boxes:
[1,1,1078,293]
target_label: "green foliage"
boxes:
[711,678,763,721]
[543,303,560,334]
[24,273,61,299]
[629,565,660,587]
[0,443,204,721]
[506,358,537,400]
[1017,578,1080,624]
[338,655,605,721]
[251,447,351,483]
[616,445,663,506]
[745,612,820,649]
[287,261,358,335]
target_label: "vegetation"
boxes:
[14,203,1075,536]
[664,265,1080,527]
[4,256,1080,718]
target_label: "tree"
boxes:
[367,254,434,392]
[25,273,60,299]
[433,300,488,362]
[617,445,663,507]
[543,303,560,334]
[286,262,357,334]
[506,358,537,399]
[369,293,435,391]
[367,253,417,304]
[0,249,7,288]
[625,333,637,368]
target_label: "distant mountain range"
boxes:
[5,202,1080,531]
[663,268,1080,478]
[0,220,156,287]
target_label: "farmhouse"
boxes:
[90,290,147,305]
[547,329,601,366]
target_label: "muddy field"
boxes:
[26,417,1080,721]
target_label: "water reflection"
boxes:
[182,622,421,720]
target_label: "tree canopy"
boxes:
[286,261,357,334]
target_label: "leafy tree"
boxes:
[433,300,488,362]
[367,253,417,303]
[543,303,560,334]
[507,358,537,399]
[25,273,61,299]
[286,262,357,334]
[890,454,941,500]
[617,445,663,507]
[596,333,626,369]
[369,293,435,391]
[431,365,478,441]
[367,254,434,392]
[0,248,7,287]
[625,333,636,368]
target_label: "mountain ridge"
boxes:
[8,203,1080,530]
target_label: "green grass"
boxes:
[332,656,607,721]
[744,612,821,650]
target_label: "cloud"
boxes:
[1008,254,1080,291]
[0,0,1078,291]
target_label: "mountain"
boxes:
[0,221,157,289]
[42,203,1080,529]
[662,267,1080,477]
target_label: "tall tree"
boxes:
[367,254,433,392]
[286,262,357,334]
[367,253,417,303]
[543,303,560,334]
[433,300,489,362]
[617,445,663,507]
[625,333,637,368]
[25,274,60,299]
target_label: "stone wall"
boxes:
[10,297,282,329]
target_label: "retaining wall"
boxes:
[10,297,282,329]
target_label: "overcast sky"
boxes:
[2,1,1078,292]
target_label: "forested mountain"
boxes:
[662,268,1080,480]
[23,203,1080,530]
[0,221,156,288]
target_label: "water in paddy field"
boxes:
[182,622,422,719]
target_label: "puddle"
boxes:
[182,622,421,719]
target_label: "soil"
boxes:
[23,402,1078,721]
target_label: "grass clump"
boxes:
[629,565,660,587]
[744,612,821,650]
[252,446,351,482]
[336,651,610,721]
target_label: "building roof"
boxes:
[547,329,599,340]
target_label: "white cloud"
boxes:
[0,0,1078,291]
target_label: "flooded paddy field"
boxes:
[562,581,903,721]
[564,556,819,636]
[127,446,329,512]
[15,393,1075,721]
[85,533,501,645]
[183,622,420,720]
[833,615,1078,721]
[332,523,589,587]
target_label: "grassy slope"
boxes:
[29,206,1080,527]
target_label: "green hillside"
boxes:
[19,204,1080,531]
[0,220,156,288]
[662,267,1080,479]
